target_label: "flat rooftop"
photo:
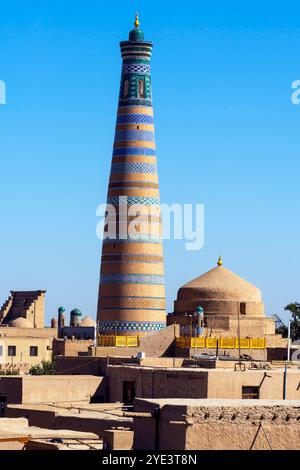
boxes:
[8,402,131,422]
[136,398,300,407]
[107,364,300,374]
[0,417,103,450]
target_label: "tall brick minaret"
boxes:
[97,15,166,336]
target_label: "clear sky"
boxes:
[0,0,299,325]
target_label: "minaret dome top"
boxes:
[129,13,145,42]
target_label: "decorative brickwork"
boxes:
[98,320,166,332]
[97,20,166,335]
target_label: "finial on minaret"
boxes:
[217,255,223,267]
[128,12,144,42]
[134,12,140,28]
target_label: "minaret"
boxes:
[58,306,65,338]
[97,15,166,336]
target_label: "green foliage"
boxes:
[275,324,288,338]
[284,302,300,341]
[29,359,56,376]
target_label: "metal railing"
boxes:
[176,337,266,349]
[98,335,140,347]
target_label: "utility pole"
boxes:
[287,318,291,362]
[237,302,241,368]
[283,365,288,399]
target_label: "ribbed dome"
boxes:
[9,317,33,328]
[177,266,262,303]
[81,316,96,327]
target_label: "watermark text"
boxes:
[0,80,6,105]
[291,80,300,105]
[96,199,205,252]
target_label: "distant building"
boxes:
[57,307,96,340]
[0,334,52,373]
[0,290,46,329]
[168,257,286,348]
[0,291,56,373]
[52,307,96,358]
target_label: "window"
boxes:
[242,386,259,399]
[240,303,246,315]
[8,346,16,357]
[123,79,129,99]
[138,79,145,98]
[30,346,38,357]
[0,345,3,356]
[123,381,135,405]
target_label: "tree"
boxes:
[29,359,56,376]
[275,323,288,338]
[284,302,300,341]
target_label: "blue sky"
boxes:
[0,0,299,325]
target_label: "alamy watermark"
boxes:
[96,198,204,251]
[291,80,300,105]
[0,80,6,105]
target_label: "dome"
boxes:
[58,306,65,313]
[177,265,262,303]
[9,317,33,328]
[70,308,82,316]
[129,28,144,42]
[81,316,96,327]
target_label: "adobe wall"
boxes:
[174,299,265,317]
[107,366,209,402]
[106,366,300,402]
[21,376,104,404]
[0,336,52,368]
[133,398,300,450]
[174,401,300,450]
[0,291,46,329]
[92,324,179,358]
[0,375,104,404]
[29,293,45,329]
[0,327,56,338]
[7,405,133,438]
[138,324,179,356]
[169,313,276,337]
[56,355,141,377]
[56,356,104,375]
[92,346,141,357]
[55,355,187,377]
[53,338,94,357]
[207,369,300,400]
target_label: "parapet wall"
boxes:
[184,401,300,450]
[133,398,300,450]
[0,375,105,404]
